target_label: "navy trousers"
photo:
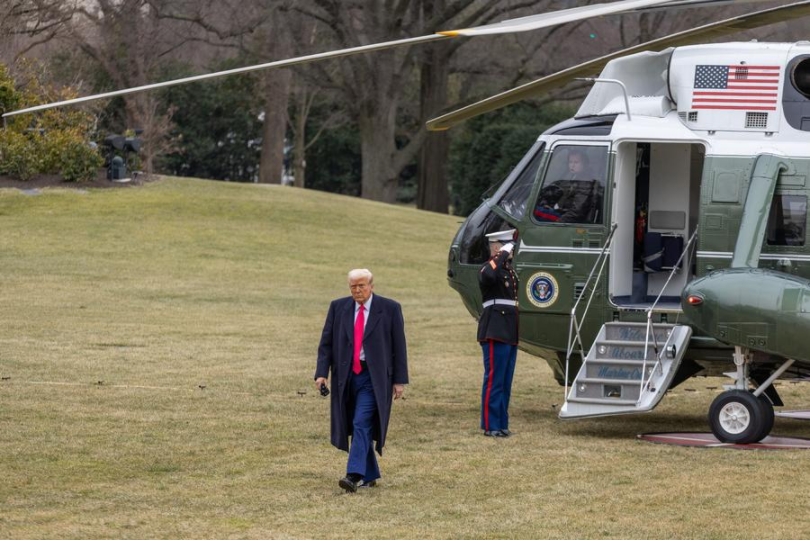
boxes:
[346,369,380,483]
[481,340,518,432]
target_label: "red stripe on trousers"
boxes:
[484,340,495,431]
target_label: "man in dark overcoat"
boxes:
[315,268,408,492]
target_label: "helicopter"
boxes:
[7,0,810,444]
[440,0,810,445]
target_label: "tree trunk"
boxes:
[258,13,292,185]
[293,90,307,188]
[417,36,451,213]
[124,93,166,174]
[359,109,398,202]
[259,68,291,184]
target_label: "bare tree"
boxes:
[0,0,75,61]
[148,0,295,184]
[290,1,419,202]
[290,1,539,204]
[414,0,548,212]
[257,13,293,185]
[0,0,74,64]
[59,0,202,171]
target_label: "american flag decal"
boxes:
[692,64,780,111]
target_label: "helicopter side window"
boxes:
[496,144,545,220]
[457,201,512,264]
[767,194,806,247]
[533,145,607,224]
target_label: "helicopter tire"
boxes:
[754,394,775,443]
[708,390,765,444]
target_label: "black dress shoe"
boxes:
[484,430,509,438]
[339,475,361,493]
[359,479,377,488]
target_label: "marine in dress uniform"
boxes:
[478,229,519,438]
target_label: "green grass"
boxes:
[2,177,810,539]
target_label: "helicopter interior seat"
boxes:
[642,233,684,271]
[642,232,664,272]
[642,210,686,272]
[660,234,684,270]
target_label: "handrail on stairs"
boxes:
[639,227,699,398]
[565,223,618,400]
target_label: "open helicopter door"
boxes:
[608,141,705,310]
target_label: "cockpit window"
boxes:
[496,143,545,220]
[767,194,806,246]
[533,145,607,224]
[457,201,512,265]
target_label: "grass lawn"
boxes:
[2,177,810,539]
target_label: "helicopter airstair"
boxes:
[559,321,692,418]
[559,225,696,419]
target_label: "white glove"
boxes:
[500,242,514,254]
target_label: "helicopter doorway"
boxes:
[609,142,704,309]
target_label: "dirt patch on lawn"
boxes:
[0,170,156,190]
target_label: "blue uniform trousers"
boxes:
[481,340,518,432]
[346,369,380,483]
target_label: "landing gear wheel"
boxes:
[708,390,765,444]
[754,394,775,442]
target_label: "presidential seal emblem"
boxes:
[526,272,559,308]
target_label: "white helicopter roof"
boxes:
[577,41,810,142]
[577,49,674,118]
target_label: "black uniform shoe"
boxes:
[484,430,510,438]
[359,479,377,488]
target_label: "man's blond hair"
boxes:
[347,268,374,284]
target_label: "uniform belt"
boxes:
[482,299,517,308]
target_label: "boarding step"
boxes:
[560,322,692,419]
[584,359,656,380]
[601,323,673,344]
[592,341,658,361]
[565,397,638,407]
[572,374,644,401]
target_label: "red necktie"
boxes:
[353,304,365,374]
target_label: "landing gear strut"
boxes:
[707,347,793,444]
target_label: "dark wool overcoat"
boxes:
[315,294,408,455]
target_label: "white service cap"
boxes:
[485,229,516,243]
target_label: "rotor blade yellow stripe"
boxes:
[427,0,810,131]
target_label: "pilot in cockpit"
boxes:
[534,149,604,224]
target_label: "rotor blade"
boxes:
[438,0,673,36]
[3,0,673,118]
[638,0,781,11]
[2,34,449,118]
[427,0,810,131]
